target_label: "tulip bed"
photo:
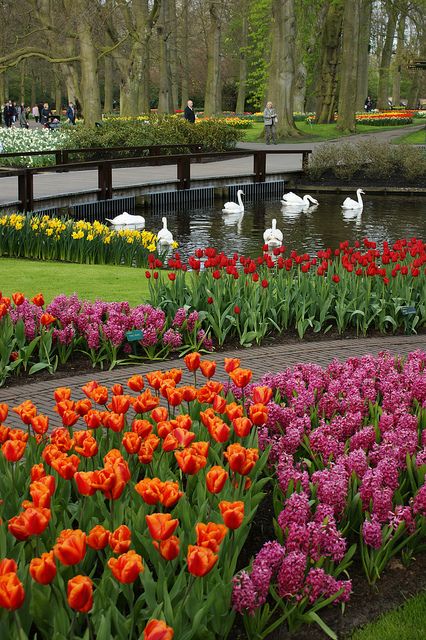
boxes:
[0,355,269,639]
[355,111,414,126]
[148,238,426,345]
[0,214,161,267]
[1,351,426,639]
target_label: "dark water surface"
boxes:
[141,193,426,261]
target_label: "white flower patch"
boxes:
[0,128,72,167]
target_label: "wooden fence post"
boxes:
[177,156,191,189]
[253,151,266,182]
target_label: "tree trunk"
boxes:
[20,61,26,104]
[139,47,151,113]
[392,9,406,107]
[54,70,62,112]
[377,1,398,110]
[77,16,102,125]
[169,0,179,110]
[356,0,372,110]
[104,56,114,113]
[30,75,36,106]
[204,1,223,116]
[337,0,361,133]
[235,13,248,113]
[268,0,300,137]
[315,0,344,124]
[293,62,307,113]
[157,0,173,113]
[118,46,144,116]
[180,0,190,108]
[0,71,5,105]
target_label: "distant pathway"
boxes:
[1,333,424,429]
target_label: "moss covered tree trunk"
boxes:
[104,57,114,113]
[336,0,361,133]
[77,16,102,125]
[268,0,300,137]
[204,1,223,116]
[235,13,248,113]
[315,0,344,124]
[377,1,398,110]
[392,9,406,107]
[356,0,372,111]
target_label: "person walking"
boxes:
[32,104,40,123]
[263,101,278,144]
[364,96,373,112]
[3,101,14,128]
[18,103,29,128]
[184,99,196,123]
[66,102,76,124]
[40,102,51,126]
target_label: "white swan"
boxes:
[223,190,244,214]
[341,189,365,210]
[106,211,145,230]
[157,217,174,246]
[281,192,319,207]
[263,218,283,249]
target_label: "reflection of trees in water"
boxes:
[140,195,426,260]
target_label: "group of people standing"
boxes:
[1,100,77,128]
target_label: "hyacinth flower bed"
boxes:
[148,237,426,344]
[0,293,212,386]
[0,214,160,267]
[1,352,426,639]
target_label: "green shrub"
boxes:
[307,140,426,181]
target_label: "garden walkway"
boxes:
[0,124,423,206]
[1,333,425,428]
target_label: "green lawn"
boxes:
[351,591,426,640]
[394,127,426,144]
[0,258,151,305]
[243,121,422,143]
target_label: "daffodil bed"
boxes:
[1,351,426,640]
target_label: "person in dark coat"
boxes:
[40,102,52,126]
[184,100,195,123]
[3,101,14,127]
[66,102,76,124]
[364,96,373,112]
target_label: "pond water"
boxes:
[141,193,426,261]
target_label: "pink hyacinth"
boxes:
[362,516,382,549]
[276,551,307,599]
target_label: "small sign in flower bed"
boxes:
[1,351,426,639]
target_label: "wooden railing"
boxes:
[0,147,312,212]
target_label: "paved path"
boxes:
[1,333,424,429]
[0,125,423,207]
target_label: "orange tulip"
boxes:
[74,471,97,496]
[106,412,125,433]
[232,417,253,438]
[50,453,80,480]
[0,403,8,422]
[133,389,160,413]
[196,522,228,552]
[152,535,180,561]
[251,386,273,404]
[145,371,164,390]
[224,357,240,373]
[81,380,99,398]
[224,443,259,476]
[197,385,216,404]
[30,414,49,435]
[172,414,192,430]
[54,387,71,403]
[29,481,52,508]
[122,431,142,455]
[135,477,163,505]
[8,507,50,540]
[31,293,45,307]
[109,525,132,554]
[199,360,217,379]
[190,441,209,457]
[159,482,184,508]
[40,313,56,326]
[248,403,268,426]
[157,420,173,439]
[138,433,160,464]
[0,572,25,610]
[151,407,169,423]
[131,419,153,438]
[127,374,145,392]
[2,439,26,462]
[109,395,132,415]
[218,501,244,529]
[174,448,207,475]
[206,466,228,494]
[162,428,196,452]
[208,420,230,444]
[87,525,110,550]
[108,550,144,583]
[12,292,25,306]
[50,427,73,452]
[13,400,37,424]
[84,409,103,429]
[181,386,197,402]
[67,575,93,613]
[143,619,174,640]
[184,352,201,372]
[212,394,227,413]
[74,434,98,458]
[90,386,109,405]
[29,551,56,585]
[187,545,218,577]
[229,367,253,388]
[165,368,182,384]
[0,559,17,575]
[146,513,179,541]
[30,463,45,481]
[54,529,86,565]
[0,425,9,444]
[111,383,124,396]
[164,387,183,407]
[74,398,92,416]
